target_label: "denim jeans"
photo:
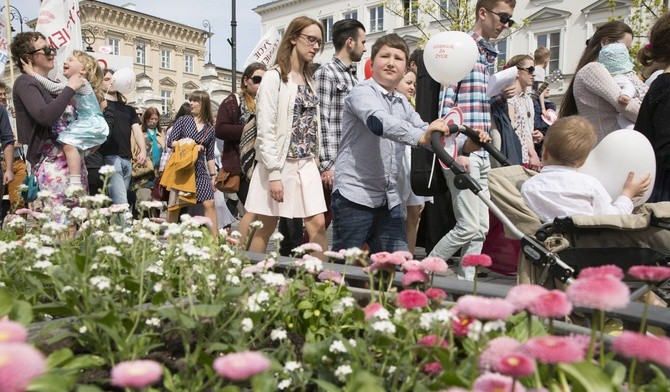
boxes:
[428,154,491,280]
[331,190,408,253]
[104,155,131,205]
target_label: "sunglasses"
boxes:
[250,75,262,84]
[487,9,516,27]
[517,66,536,74]
[28,46,58,57]
[299,33,323,47]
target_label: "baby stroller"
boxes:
[431,126,670,296]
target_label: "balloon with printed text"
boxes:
[110,68,136,95]
[423,31,478,85]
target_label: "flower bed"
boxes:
[0,192,669,391]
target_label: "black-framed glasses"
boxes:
[299,33,323,47]
[517,66,536,74]
[486,9,515,27]
[28,46,58,57]
[251,75,262,84]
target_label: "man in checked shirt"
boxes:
[314,18,366,228]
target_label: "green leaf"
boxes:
[46,348,74,369]
[313,379,341,392]
[27,373,77,392]
[559,362,617,392]
[297,300,313,310]
[604,360,627,386]
[0,287,14,317]
[250,372,276,392]
[61,354,105,371]
[10,300,33,325]
[191,304,224,318]
[32,303,76,318]
[76,385,105,392]
[303,309,313,319]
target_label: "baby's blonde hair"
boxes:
[543,116,597,167]
[71,50,104,102]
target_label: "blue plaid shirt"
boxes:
[439,31,497,155]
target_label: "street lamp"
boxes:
[82,28,96,52]
[1,5,28,33]
[203,19,212,64]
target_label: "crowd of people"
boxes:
[2,0,670,280]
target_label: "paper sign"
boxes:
[486,66,517,97]
[35,0,82,81]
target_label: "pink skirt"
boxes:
[245,157,326,218]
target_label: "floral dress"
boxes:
[508,93,535,165]
[287,85,319,159]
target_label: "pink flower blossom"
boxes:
[462,254,492,268]
[149,217,165,223]
[226,236,240,245]
[323,250,345,260]
[527,290,573,319]
[14,209,32,216]
[612,331,670,368]
[505,284,549,312]
[578,265,624,279]
[417,335,448,349]
[299,243,323,253]
[0,319,28,343]
[363,303,386,321]
[396,289,429,309]
[493,353,536,377]
[318,270,343,284]
[455,295,515,320]
[240,266,261,275]
[523,336,585,364]
[370,251,404,266]
[402,260,423,272]
[566,275,629,311]
[0,343,47,392]
[111,360,163,389]
[191,215,212,228]
[256,258,276,270]
[402,270,430,286]
[473,373,526,392]
[420,257,449,273]
[393,250,414,261]
[628,265,670,282]
[452,314,475,337]
[421,361,443,374]
[213,351,271,381]
[479,337,523,370]
[426,288,448,302]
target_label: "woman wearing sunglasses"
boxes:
[242,16,328,258]
[215,62,266,234]
[10,32,87,208]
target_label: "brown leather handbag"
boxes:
[214,169,240,193]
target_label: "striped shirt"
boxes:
[439,31,498,156]
[314,57,358,172]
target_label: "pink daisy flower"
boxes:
[421,361,443,375]
[299,243,323,253]
[240,266,261,275]
[612,331,670,368]
[213,351,271,381]
[505,284,549,312]
[455,295,515,320]
[566,275,630,311]
[396,289,429,309]
[363,303,387,321]
[0,319,28,343]
[323,250,345,260]
[420,257,449,273]
[318,270,343,284]
[226,237,240,245]
[494,352,536,378]
[578,265,624,279]
[452,314,475,337]
[190,215,213,228]
[256,258,276,270]
[0,343,47,392]
[523,336,585,364]
[479,337,522,371]
[426,288,448,302]
[627,265,670,282]
[402,270,430,286]
[393,250,414,261]
[149,217,166,223]
[472,373,526,392]
[370,251,403,266]
[417,335,448,349]
[14,209,33,216]
[111,360,163,389]
[461,254,492,268]
[527,290,573,319]
[402,260,423,272]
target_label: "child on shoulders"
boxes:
[521,115,650,222]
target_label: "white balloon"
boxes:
[111,68,136,95]
[579,129,656,206]
[423,31,478,85]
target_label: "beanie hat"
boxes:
[598,43,634,75]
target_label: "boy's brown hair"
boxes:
[534,47,550,65]
[475,0,517,12]
[370,33,408,63]
[543,116,597,167]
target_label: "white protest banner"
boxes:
[0,17,8,78]
[35,0,82,80]
[244,26,281,68]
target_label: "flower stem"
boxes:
[599,310,605,368]
[527,312,533,341]
[638,294,650,334]
[473,267,479,295]
[628,358,638,392]
[587,312,597,361]
[558,367,569,392]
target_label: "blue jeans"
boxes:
[104,155,131,205]
[331,191,408,253]
[428,153,491,280]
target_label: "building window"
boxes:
[161,49,172,69]
[490,39,507,73]
[135,44,146,65]
[537,31,560,73]
[439,0,455,19]
[369,5,384,33]
[343,10,358,20]
[161,90,172,115]
[184,54,194,74]
[108,37,120,55]
[321,17,334,42]
[403,0,419,26]
[277,28,285,39]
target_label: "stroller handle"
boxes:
[450,124,512,167]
